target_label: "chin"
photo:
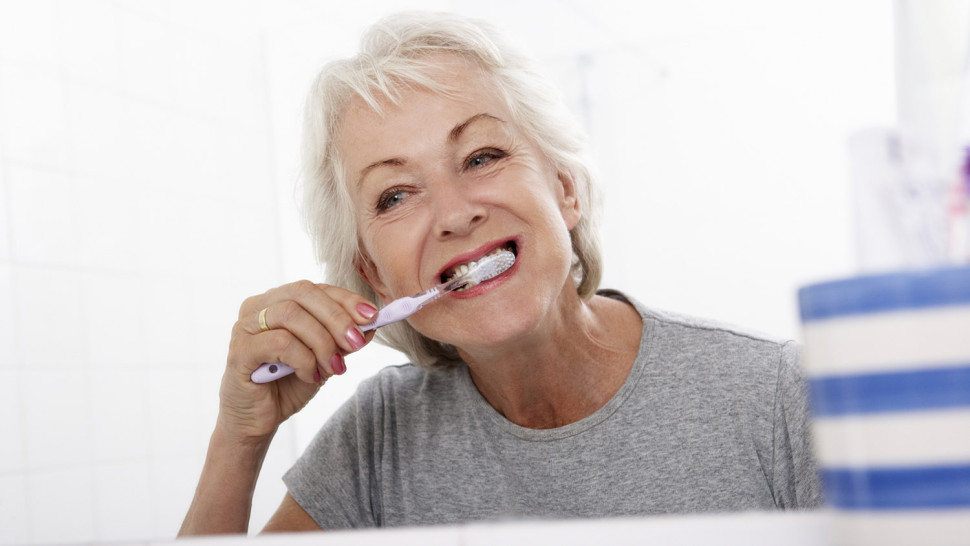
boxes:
[440,306,549,353]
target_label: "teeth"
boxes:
[443,244,515,287]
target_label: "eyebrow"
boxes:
[357,113,505,185]
[449,112,504,142]
[358,157,406,185]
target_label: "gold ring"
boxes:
[258,307,270,332]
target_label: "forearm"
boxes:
[178,425,275,536]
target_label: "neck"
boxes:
[458,290,642,429]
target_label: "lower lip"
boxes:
[448,255,518,299]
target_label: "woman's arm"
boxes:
[262,493,322,532]
[178,426,274,535]
[177,281,377,536]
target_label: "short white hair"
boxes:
[301,11,603,370]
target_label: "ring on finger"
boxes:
[258,307,270,332]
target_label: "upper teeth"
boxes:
[443,246,512,288]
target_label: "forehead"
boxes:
[335,57,511,164]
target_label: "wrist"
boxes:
[210,418,276,462]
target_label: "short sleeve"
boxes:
[282,378,382,529]
[771,341,824,509]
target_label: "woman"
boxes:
[179,11,821,535]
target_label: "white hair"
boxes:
[301,11,603,370]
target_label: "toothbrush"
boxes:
[250,249,515,383]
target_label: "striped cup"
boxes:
[798,266,970,546]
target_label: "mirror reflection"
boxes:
[0,1,902,542]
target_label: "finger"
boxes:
[267,285,371,355]
[234,328,325,384]
[238,280,325,318]
[250,300,346,375]
[242,280,378,333]
[315,283,380,327]
[251,297,361,358]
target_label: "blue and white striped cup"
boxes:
[798,266,970,546]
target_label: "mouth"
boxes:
[439,240,518,290]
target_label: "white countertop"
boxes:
[172,511,831,546]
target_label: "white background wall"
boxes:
[0,0,895,543]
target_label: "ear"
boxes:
[355,252,392,304]
[557,170,582,230]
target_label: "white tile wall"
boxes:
[81,272,144,367]
[6,166,79,267]
[0,264,16,369]
[150,455,204,538]
[135,189,194,275]
[65,82,126,182]
[94,460,154,542]
[117,10,175,105]
[0,369,24,472]
[168,0,261,45]
[0,174,9,263]
[187,275,277,366]
[114,0,171,22]
[55,0,121,89]
[0,474,29,544]
[116,100,180,192]
[138,274,196,367]
[0,0,58,65]
[0,61,73,169]
[27,466,97,543]
[74,177,140,272]
[0,0,314,539]
[146,366,220,458]
[89,368,150,461]
[13,266,86,370]
[21,370,93,470]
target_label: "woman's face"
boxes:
[338,57,581,351]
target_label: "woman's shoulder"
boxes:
[601,288,794,348]
[600,288,799,384]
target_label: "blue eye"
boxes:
[468,155,492,168]
[466,148,506,170]
[376,189,406,212]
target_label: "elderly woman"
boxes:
[179,11,821,535]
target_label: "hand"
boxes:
[217,281,378,443]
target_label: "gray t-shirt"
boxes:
[284,291,822,529]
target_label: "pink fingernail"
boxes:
[331,353,346,375]
[313,368,322,383]
[357,302,378,319]
[345,328,365,351]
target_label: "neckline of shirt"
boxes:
[458,289,653,442]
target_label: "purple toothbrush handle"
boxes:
[251,362,295,383]
[250,287,441,383]
[361,288,441,332]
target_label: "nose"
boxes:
[431,175,487,239]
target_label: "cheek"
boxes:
[361,220,425,297]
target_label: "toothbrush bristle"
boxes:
[467,249,515,284]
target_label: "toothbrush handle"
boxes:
[251,362,294,383]
[361,287,442,331]
[250,286,444,383]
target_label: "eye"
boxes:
[465,148,506,170]
[376,188,407,212]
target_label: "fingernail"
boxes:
[345,328,365,351]
[357,302,378,320]
[313,368,322,383]
[331,353,346,375]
